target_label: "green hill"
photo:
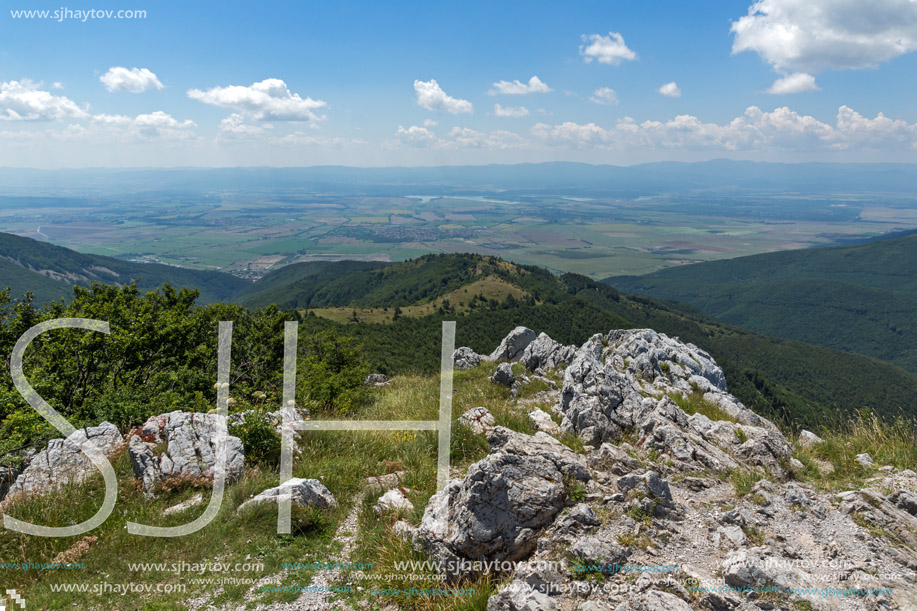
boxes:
[242,253,917,430]
[0,232,250,304]
[606,232,917,373]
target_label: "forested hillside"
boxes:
[0,232,248,304]
[607,231,917,372]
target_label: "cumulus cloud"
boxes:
[589,87,619,105]
[488,76,552,95]
[91,111,196,139]
[731,0,917,73]
[658,82,682,98]
[100,67,164,93]
[218,113,267,137]
[188,78,327,121]
[766,72,820,94]
[394,124,529,150]
[413,79,473,114]
[579,32,637,65]
[0,79,89,121]
[494,104,529,117]
[531,105,917,151]
[423,118,438,127]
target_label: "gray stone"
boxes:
[414,428,589,579]
[521,332,577,373]
[128,411,244,496]
[797,430,824,448]
[569,534,628,574]
[528,408,560,435]
[375,488,414,514]
[163,493,204,516]
[453,347,482,370]
[784,482,811,507]
[617,471,673,506]
[238,477,337,513]
[364,373,389,387]
[855,453,875,467]
[613,590,693,611]
[490,326,537,361]
[556,503,601,533]
[491,362,516,387]
[459,407,496,435]
[715,525,748,549]
[7,422,123,498]
[889,490,917,516]
[487,581,557,611]
[366,471,404,493]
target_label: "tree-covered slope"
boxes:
[244,253,917,430]
[0,231,250,303]
[606,232,917,373]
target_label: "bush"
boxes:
[229,405,282,466]
[298,330,368,414]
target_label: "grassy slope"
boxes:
[0,232,249,304]
[606,233,917,373]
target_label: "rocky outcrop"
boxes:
[128,411,244,496]
[413,427,589,580]
[521,332,576,374]
[489,326,537,361]
[453,347,482,371]
[237,477,337,513]
[6,423,122,498]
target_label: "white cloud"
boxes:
[589,87,619,105]
[488,76,552,95]
[531,105,917,152]
[188,78,327,121]
[731,0,917,73]
[494,104,529,117]
[218,113,267,137]
[100,67,164,93]
[413,79,473,114]
[579,32,638,65]
[51,82,63,90]
[766,72,820,94]
[423,118,438,127]
[395,124,438,145]
[91,111,196,140]
[394,125,529,150]
[658,82,682,98]
[0,79,89,121]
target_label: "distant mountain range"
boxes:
[607,230,917,374]
[3,160,917,195]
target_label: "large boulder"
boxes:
[521,333,577,373]
[128,411,244,496]
[489,327,537,361]
[413,427,589,580]
[453,347,482,371]
[238,477,337,513]
[6,423,123,498]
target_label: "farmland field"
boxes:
[1,187,915,280]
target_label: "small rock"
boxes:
[528,409,560,434]
[364,373,389,387]
[569,535,628,574]
[366,471,404,492]
[797,430,824,448]
[237,477,337,513]
[375,488,414,514]
[715,525,748,549]
[459,407,496,435]
[453,347,482,371]
[855,453,875,467]
[162,493,204,516]
[491,363,516,387]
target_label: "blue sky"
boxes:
[2,0,917,167]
